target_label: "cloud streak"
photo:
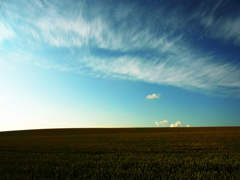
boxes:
[1,0,240,97]
[193,0,240,45]
[0,22,15,44]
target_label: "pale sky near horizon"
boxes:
[1,0,240,131]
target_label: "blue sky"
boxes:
[1,0,240,131]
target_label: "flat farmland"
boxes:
[0,127,240,179]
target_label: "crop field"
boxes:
[0,127,240,179]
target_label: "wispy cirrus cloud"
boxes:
[200,15,240,45]
[0,22,15,44]
[1,0,240,97]
[83,54,240,96]
[193,0,240,45]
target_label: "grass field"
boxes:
[0,127,240,179]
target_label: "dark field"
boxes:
[0,127,240,179]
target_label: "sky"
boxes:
[1,0,240,131]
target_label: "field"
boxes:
[0,127,240,179]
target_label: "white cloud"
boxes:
[186,125,190,127]
[155,120,169,126]
[34,0,44,8]
[1,0,240,97]
[160,120,169,125]
[200,15,240,45]
[146,93,161,99]
[0,22,15,44]
[170,121,182,127]
[193,1,240,45]
[83,54,240,97]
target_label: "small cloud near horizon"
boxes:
[186,125,190,127]
[146,93,161,99]
[155,120,169,126]
[170,121,182,127]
